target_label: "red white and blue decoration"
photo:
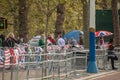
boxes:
[95,30,113,37]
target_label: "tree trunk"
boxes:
[81,0,90,49]
[18,0,28,42]
[111,0,120,46]
[45,0,50,53]
[55,3,65,39]
[13,15,18,35]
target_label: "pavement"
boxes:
[0,66,120,80]
[74,69,120,80]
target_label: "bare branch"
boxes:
[48,5,57,17]
[36,0,57,17]
[36,0,47,14]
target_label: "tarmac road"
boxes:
[74,70,120,80]
[88,71,120,80]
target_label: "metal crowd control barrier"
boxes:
[0,48,120,80]
[0,50,87,80]
[114,48,120,70]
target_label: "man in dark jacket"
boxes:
[107,38,118,70]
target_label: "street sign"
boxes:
[0,17,7,30]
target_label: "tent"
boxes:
[63,30,83,42]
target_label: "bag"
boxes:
[108,53,118,61]
[114,55,118,60]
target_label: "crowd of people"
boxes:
[0,32,84,69]
[32,33,84,50]
[0,32,119,70]
[0,32,85,53]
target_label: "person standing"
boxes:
[57,34,65,49]
[5,32,18,69]
[107,38,118,70]
[38,34,45,48]
[0,33,5,47]
[79,35,84,49]
[48,35,54,45]
[5,32,18,47]
[69,37,77,47]
[99,36,105,48]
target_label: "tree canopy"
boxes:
[0,0,119,47]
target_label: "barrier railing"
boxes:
[0,48,120,80]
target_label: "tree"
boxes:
[102,0,108,9]
[0,0,84,40]
[111,0,120,47]
[18,0,28,42]
[36,0,58,52]
[96,0,111,9]
[5,0,18,33]
[81,0,89,49]
[55,0,66,39]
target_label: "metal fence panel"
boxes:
[1,48,120,80]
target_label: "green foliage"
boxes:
[96,0,111,9]
[60,0,66,4]
[64,0,83,33]
[0,0,110,40]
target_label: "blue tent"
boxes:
[63,30,83,42]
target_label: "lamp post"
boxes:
[87,0,98,73]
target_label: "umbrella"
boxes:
[63,30,83,42]
[95,30,113,37]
